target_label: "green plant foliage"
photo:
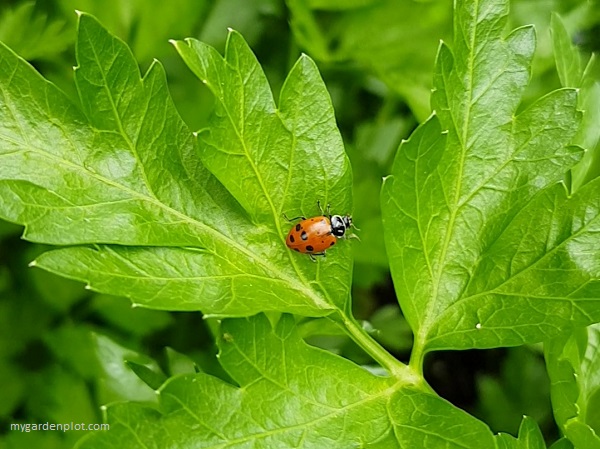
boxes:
[0,2,72,61]
[0,12,353,316]
[287,0,452,121]
[550,12,600,190]
[496,416,546,449]
[476,347,552,436]
[0,0,599,448]
[78,314,496,448]
[382,0,599,364]
[545,324,600,449]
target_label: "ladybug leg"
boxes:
[283,213,306,222]
[316,200,332,217]
[308,252,326,262]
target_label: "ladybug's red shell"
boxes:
[286,216,337,254]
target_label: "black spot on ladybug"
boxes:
[289,235,295,243]
[306,245,314,252]
[301,231,308,241]
[329,241,335,247]
[294,248,300,252]
[295,224,301,231]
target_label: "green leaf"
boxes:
[550,13,600,190]
[550,12,582,87]
[165,347,198,376]
[0,13,353,316]
[495,416,546,449]
[545,324,600,449]
[549,438,574,449]
[79,314,495,448]
[125,360,167,390]
[382,0,595,360]
[172,33,352,223]
[93,333,159,405]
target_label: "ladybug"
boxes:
[284,201,354,261]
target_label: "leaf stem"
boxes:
[408,336,426,375]
[337,311,416,381]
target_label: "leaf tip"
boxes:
[131,303,140,308]
[28,260,37,268]
[84,284,92,291]
[75,9,83,17]
[168,39,177,47]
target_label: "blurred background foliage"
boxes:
[0,1,598,447]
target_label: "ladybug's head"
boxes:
[330,214,353,238]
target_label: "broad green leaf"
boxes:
[0,13,353,316]
[545,324,600,449]
[382,0,596,359]
[496,416,546,449]
[78,314,495,449]
[426,179,600,348]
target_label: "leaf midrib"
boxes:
[420,0,481,342]
[424,206,600,345]
[159,377,403,448]
[207,46,339,309]
[0,80,330,311]
[82,24,159,203]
